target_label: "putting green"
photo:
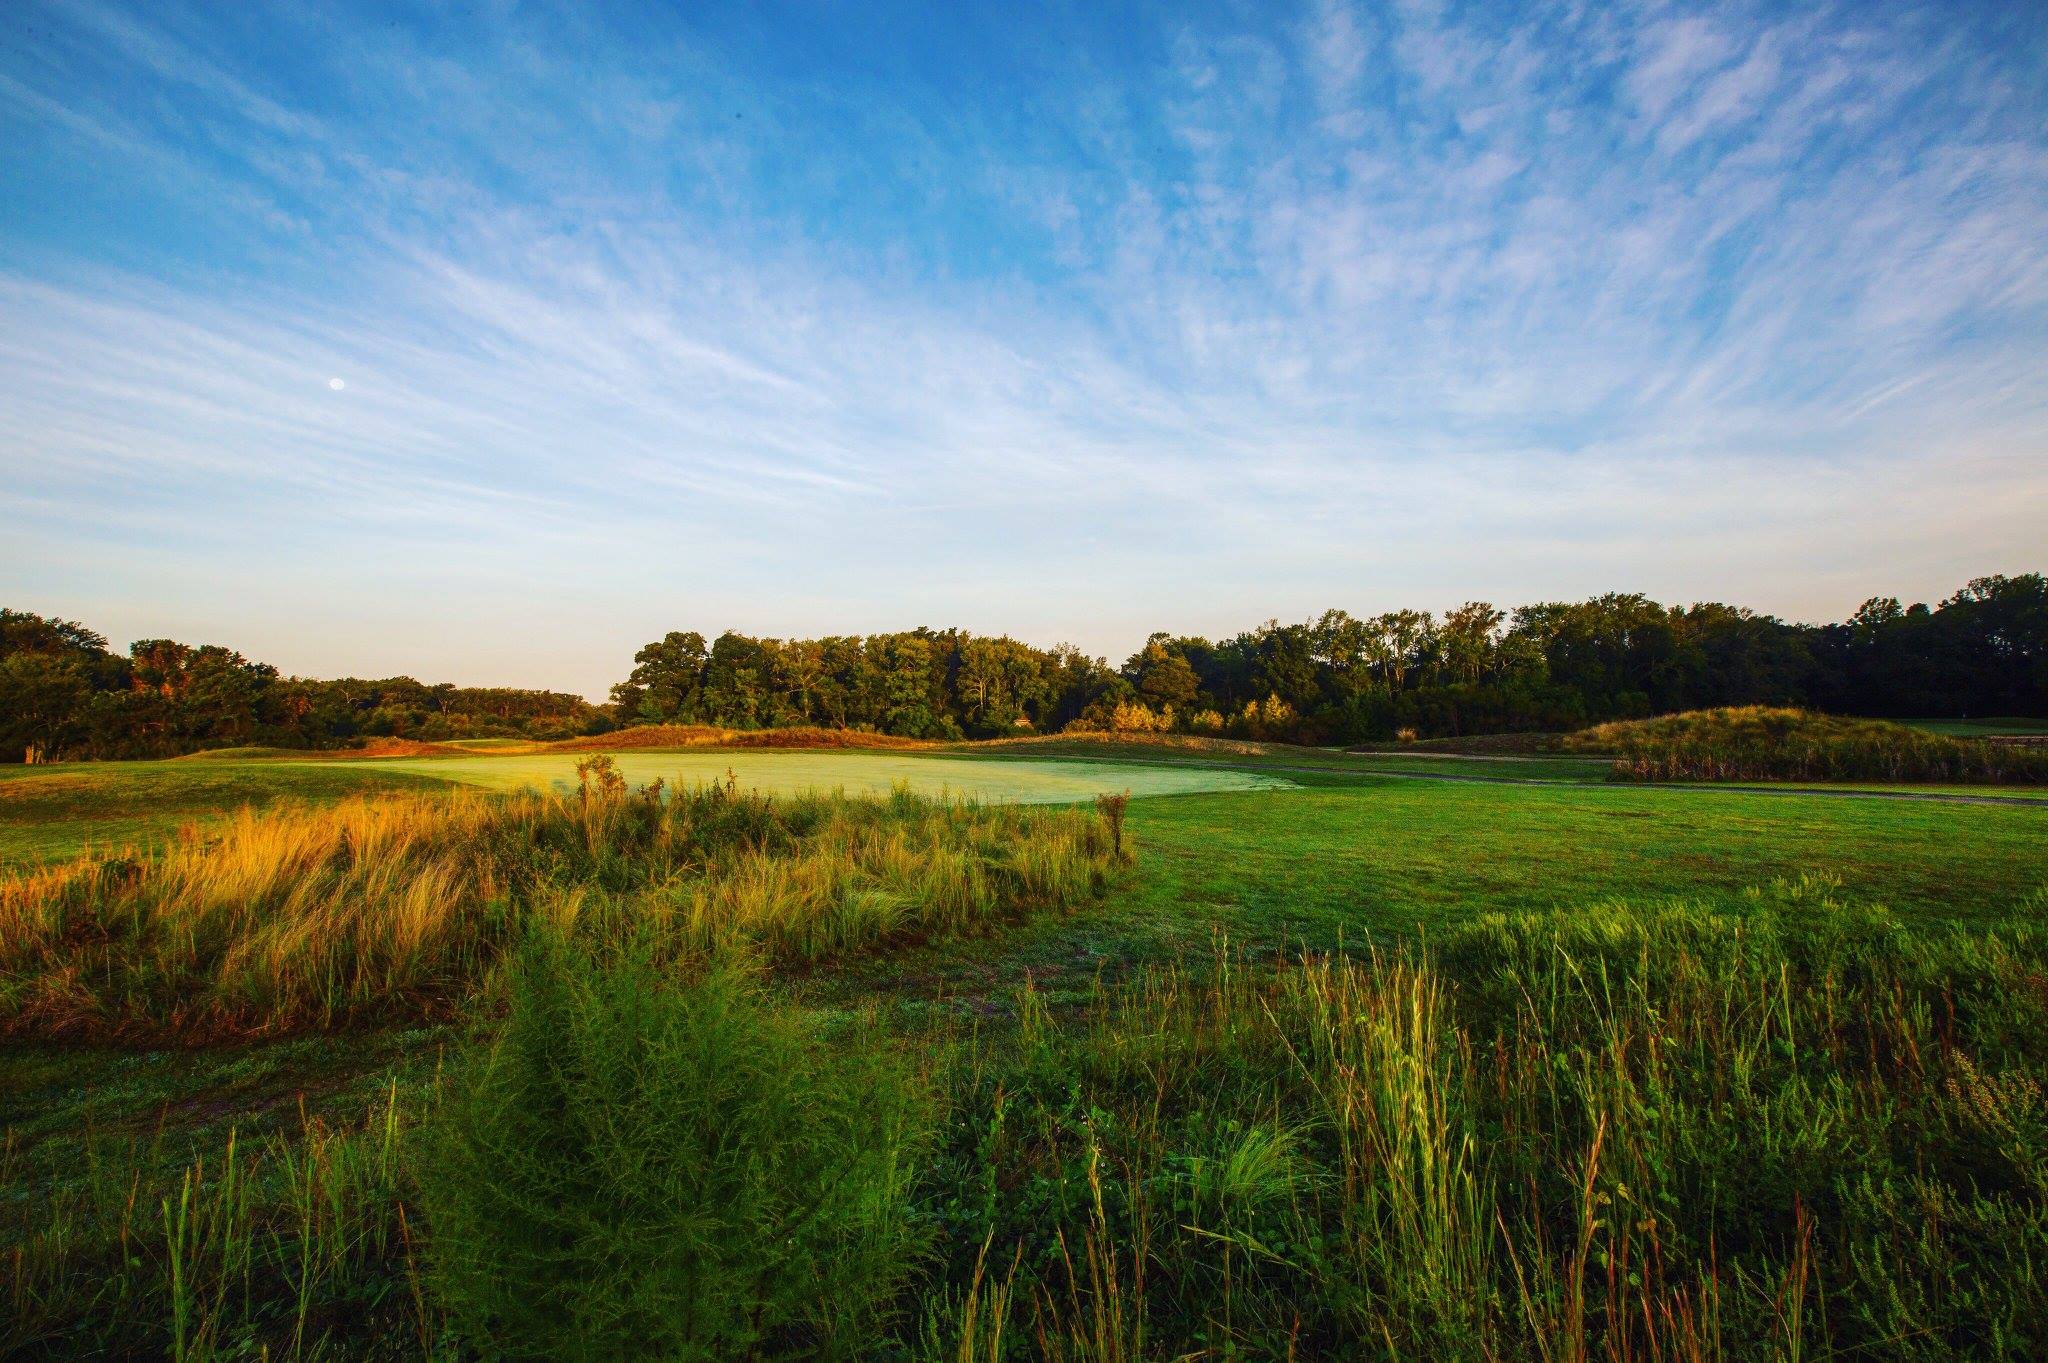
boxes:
[340,750,1297,805]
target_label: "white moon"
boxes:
[328,377,346,391]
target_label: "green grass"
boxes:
[5,750,2046,1358]
[1119,780,2046,940]
[357,749,1296,803]
[0,760,452,866]
[0,751,1287,871]
[948,778,2048,996]
[1,780,1119,1040]
[1904,716,2048,737]
[905,885,2048,1359]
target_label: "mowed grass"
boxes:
[359,749,1294,804]
[821,777,2048,1006]
[0,760,452,866]
[1122,779,2048,941]
[0,751,1287,869]
[1904,716,2048,737]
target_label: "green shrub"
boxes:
[418,940,930,1361]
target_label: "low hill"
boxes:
[1349,731,1567,756]
[1564,706,2048,785]
[979,731,1282,758]
[547,724,935,752]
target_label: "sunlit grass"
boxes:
[0,778,1118,1041]
[360,748,1293,803]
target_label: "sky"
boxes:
[2,0,2044,698]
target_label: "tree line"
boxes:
[4,572,2042,761]
[0,611,603,762]
[608,572,2046,741]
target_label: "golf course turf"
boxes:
[4,739,2045,1358]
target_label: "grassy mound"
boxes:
[0,777,1117,1041]
[1351,730,1566,755]
[550,724,934,752]
[978,731,1286,757]
[1565,706,2048,784]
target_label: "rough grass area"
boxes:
[1568,706,2048,784]
[0,781,1117,1041]
[0,751,1289,868]
[5,757,2044,1359]
[911,880,2048,1359]
[11,881,2047,1359]
[0,760,452,866]
[418,946,929,1360]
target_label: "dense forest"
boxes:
[0,612,603,762]
[4,573,2042,761]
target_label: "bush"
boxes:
[419,939,929,1361]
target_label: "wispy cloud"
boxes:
[1,0,2043,693]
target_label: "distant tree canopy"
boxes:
[610,628,1105,740]
[607,574,2047,745]
[5,573,2042,761]
[0,607,607,762]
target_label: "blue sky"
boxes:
[2,0,2044,696]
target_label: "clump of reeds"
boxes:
[0,778,1118,1041]
[1566,706,2048,783]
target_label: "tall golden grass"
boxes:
[0,780,1117,1041]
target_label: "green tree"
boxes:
[612,631,708,723]
[1129,638,1200,711]
[0,651,90,762]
